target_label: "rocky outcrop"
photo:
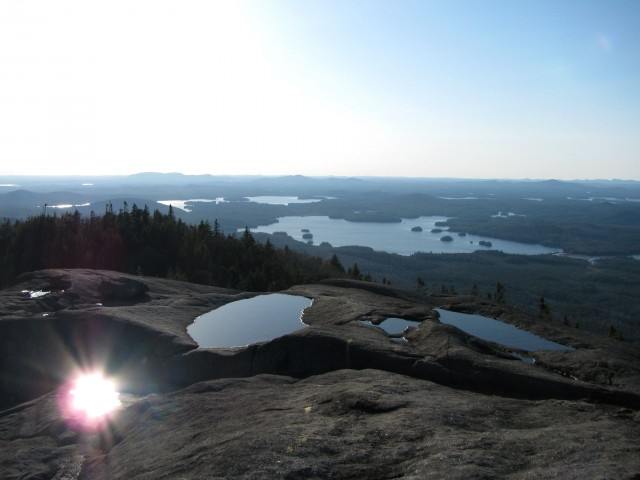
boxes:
[1,270,639,479]
[0,269,245,407]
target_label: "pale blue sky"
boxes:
[1,0,638,179]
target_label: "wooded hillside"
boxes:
[0,204,345,291]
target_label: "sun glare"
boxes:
[70,373,121,419]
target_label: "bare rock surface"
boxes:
[1,270,639,479]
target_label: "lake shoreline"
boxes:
[249,215,561,256]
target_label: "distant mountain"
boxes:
[0,190,94,207]
[124,172,217,184]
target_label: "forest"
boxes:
[0,204,347,292]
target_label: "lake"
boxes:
[157,196,323,212]
[157,198,227,212]
[435,309,573,352]
[187,294,312,348]
[245,196,324,205]
[250,216,560,255]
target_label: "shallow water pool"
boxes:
[361,318,420,335]
[435,309,573,352]
[188,294,312,348]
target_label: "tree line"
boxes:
[0,204,347,291]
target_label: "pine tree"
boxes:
[330,254,345,272]
[213,219,222,237]
[348,263,362,280]
[539,297,552,321]
[241,227,255,247]
[494,282,505,303]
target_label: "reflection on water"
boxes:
[157,198,226,212]
[435,309,573,352]
[21,290,50,298]
[567,196,640,203]
[251,216,560,255]
[48,203,91,209]
[361,318,420,335]
[188,294,312,348]
[491,211,526,218]
[438,196,479,200]
[246,196,324,205]
[157,196,324,211]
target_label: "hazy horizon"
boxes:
[2,171,639,184]
[1,1,638,180]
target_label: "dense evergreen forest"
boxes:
[0,204,347,291]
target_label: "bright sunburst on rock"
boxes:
[70,373,121,418]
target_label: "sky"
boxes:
[0,0,639,180]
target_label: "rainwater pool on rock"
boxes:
[361,318,420,335]
[435,309,573,352]
[188,294,312,348]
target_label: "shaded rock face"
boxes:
[0,270,241,408]
[98,276,149,302]
[1,270,639,479]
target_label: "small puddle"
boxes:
[188,294,312,348]
[21,290,50,298]
[360,317,420,336]
[435,309,573,352]
[510,352,536,364]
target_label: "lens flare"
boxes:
[69,373,121,418]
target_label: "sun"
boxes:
[69,373,121,419]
